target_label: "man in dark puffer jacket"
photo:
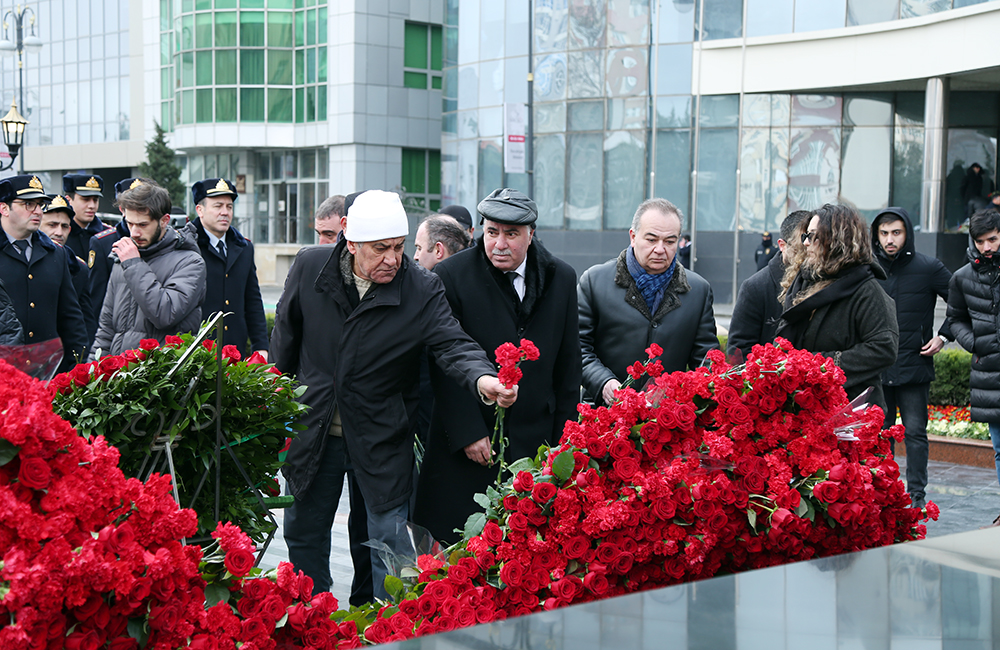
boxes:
[947,209,1000,519]
[872,207,952,510]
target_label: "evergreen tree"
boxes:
[137,121,187,209]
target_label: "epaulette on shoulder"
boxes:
[94,229,118,240]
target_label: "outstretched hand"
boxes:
[478,375,518,408]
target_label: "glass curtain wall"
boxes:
[251,149,328,245]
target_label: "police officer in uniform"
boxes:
[88,178,152,338]
[40,196,96,345]
[183,178,269,358]
[0,175,87,372]
[63,174,110,260]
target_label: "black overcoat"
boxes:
[413,238,582,544]
[0,229,88,372]
[67,217,110,261]
[727,252,784,361]
[183,219,269,356]
[270,240,495,513]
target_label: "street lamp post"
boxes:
[0,4,41,173]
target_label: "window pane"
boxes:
[431,25,443,71]
[794,0,847,32]
[241,50,264,84]
[217,0,237,7]
[695,128,739,230]
[241,88,265,121]
[699,94,739,127]
[269,88,293,122]
[269,50,293,85]
[317,85,327,121]
[847,0,897,26]
[240,11,265,47]
[306,86,316,121]
[405,23,428,69]
[656,44,692,96]
[604,131,646,229]
[216,49,237,85]
[654,129,692,219]
[296,50,305,84]
[196,50,212,86]
[196,13,213,48]
[946,128,997,230]
[697,0,743,40]
[740,127,788,233]
[478,139,503,205]
[196,88,212,122]
[788,127,842,213]
[307,9,317,45]
[318,47,327,82]
[568,101,603,131]
[790,94,842,127]
[295,87,305,122]
[901,0,951,18]
[302,150,316,177]
[215,11,237,46]
[268,11,293,47]
[429,150,441,195]
[318,7,327,44]
[195,0,211,9]
[161,68,171,98]
[841,126,892,221]
[270,0,293,8]
[181,51,194,87]
[216,88,237,122]
[404,72,427,89]
[843,94,893,126]
[747,0,793,37]
[182,15,194,49]
[307,48,316,83]
[402,148,426,194]
[432,76,442,90]
[568,49,604,99]
[295,12,305,46]
[182,89,195,124]
[567,133,603,230]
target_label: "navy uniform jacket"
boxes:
[87,220,127,342]
[0,229,88,372]
[67,216,110,261]
[63,246,96,348]
[183,218,269,356]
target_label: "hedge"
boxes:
[929,348,972,406]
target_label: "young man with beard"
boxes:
[775,204,898,414]
[90,182,206,358]
[871,207,952,510]
[947,209,1000,522]
[0,175,87,372]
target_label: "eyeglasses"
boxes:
[12,199,44,212]
[801,231,818,245]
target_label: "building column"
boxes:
[921,77,949,233]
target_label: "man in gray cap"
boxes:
[413,188,581,545]
[578,198,718,406]
[440,203,475,243]
[270,189,517,601]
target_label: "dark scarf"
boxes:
[626,246,676,315]
[779,263,873,347]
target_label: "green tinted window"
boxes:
[431,76,442,90]
[196,88,213,122]
[295,12,305,46]
[306,48,316,83]
[269,88,293,122]
[182,89,195,124]
[182,0,193,12]
[402,149,426,194]
[241,88,265,121]
[162,102,172,130]
[181,15,194,50]
[215,12,236,47]
[404,23,427,69]
[242,0,264,7]
[431,25,442,71]
[429,150,441,194]
[195,13,213,48]
[161,68,172,97]
[318,7,327,44]
[295,87,304,122]
[318,47,327,82]
[241,50,264,84]
[295,50,304,84]
[307,9,317,46]
[269,0,293,7]
[240,12,265,47]
[216,49,237,85]
[216,88,237,122]
[268,50,293,85]
[195,0,211,9]
[317,85,327,122]
[268,11,293,47]
[196,51,212,85]
[216,0,237,7]
[306,86,315,122]
[181,51,194,87]
[404,71,426,89]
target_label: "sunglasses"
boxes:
[801,231,818,244]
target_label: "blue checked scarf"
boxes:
[626,246,676,315]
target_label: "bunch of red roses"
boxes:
[347,339,935,642]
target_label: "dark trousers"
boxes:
[283,435,374,606]
[883,383,930,500]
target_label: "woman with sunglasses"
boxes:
[775,203,899,415]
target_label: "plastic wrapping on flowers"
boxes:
[49,334,307,544]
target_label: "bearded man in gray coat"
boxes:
[91,182,206,358]
[578,198,719,405]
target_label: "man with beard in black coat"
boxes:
[872,207,952,510]
[413,188,582,545]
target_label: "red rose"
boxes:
[563,535,590,559]
[108,522,136,555]
[586,437,607,458]
[812,481,843,504]
[531,482,557,504]
[73,595,104,621]
[499,561,524,587]
[139,338,159,351]
[608,438,635,460]
[108,638,139,650]
[506,513,529,533]
[203,339,216,351]
[98,355,125,375]
[481,520,503,546]
[225,547,256,577]
[222,345,242,363]
[512,471,534,493]
[247,351,267,364]
[65,631,101,650]
[584,571,609,595]
[165,334,184,347]
[302,626,329,648]
[70,363,93,386]
[240,616,269,641]
[18,457,51,490]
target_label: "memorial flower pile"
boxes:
[49,334,306,543]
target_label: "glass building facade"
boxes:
[442,0,998,301]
